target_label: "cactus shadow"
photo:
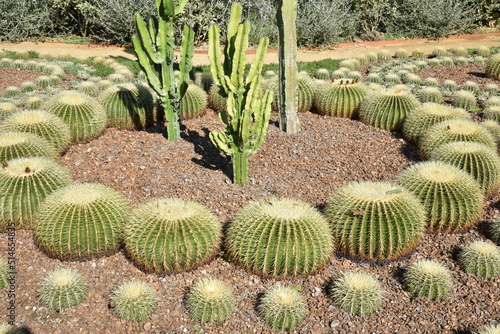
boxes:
[11,327,33,334]
[399,141,419,162]
[183,128,233,180]
[452,330,472,334]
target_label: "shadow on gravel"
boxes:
[468,71,487,79]
[399,142,420,162]
[183,128,233,180]
[452,330,472,334]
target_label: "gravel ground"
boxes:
[0,62,499,334]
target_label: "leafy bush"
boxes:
[350,0,391,34]
[385,0,480,39]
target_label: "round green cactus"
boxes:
[329,271,383,314]
[429,141,500,196]
[394,48,409,59]
[313,78,367,118]
[441,80,458,95]
[110,280,157,322]
[384,73,401,86]
[20,81,36,93]
[124,197,221,274]
[39,268,87,311]
[179,84,208,119]
[484,105,500,122]
[485,96,500,108]
[24,95,45,110]
[403,102,470,143]
[423,78,439,87]
[482,120,500,144]
[454,46,469,56]
[0,323,26,334]
[396,161,484,232]
[462,81,479,95]
[485,54,500,80]
[0,157,73,230]
[4,87,20,97]
[41,90,107,142]
[418,119,496,159]
[404,260,453,300]
[417,87,443,104]
[262,74,315,113]
[258,286,306,333]
[359,88,421,131]
[367,73,382,84]
[36,76,52,88]
[0,110,71,153]
[194,72,214,91]
[185,278,235,325]
[314,68,331,80]
[476,324,500,334]
[226,197,333,276]
[208,83,227,112]
[35,183,130,260]
[0,103,17,121]
[366,52,378,62]
[483,83,499,97]
[77,81,99,97]
[325,181,426,260]
[98,83,156,130]
[432,46,448,57]
[377,50,391,61]
[441,57,454,66]
[452,90,476,110]
[0,257,10,290]
[0,132,58,162]
[412,48,425,58]
[458,240,500,279]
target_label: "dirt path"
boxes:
[0,33,499,65]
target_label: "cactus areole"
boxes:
[208,2,273,184]
[132,0,194,141]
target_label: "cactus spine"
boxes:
[277,0,300,133]
[208,2,273,184]
[132,0,193,141]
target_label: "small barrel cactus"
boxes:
[458,240,500,279]
[179,84,208,119]
[110,280,157,322]
[226,197,333,276]
[454,46,469,56]
[417,87,442,104]
[423,78,439,87]
[39,268,88,311]
[124,197,221,273]
[404,260,453,300]
[482,120,500,144]
[476,324,500,334]
[485,54,500,80]
[484,105,500,122]
[185,278,235,325]
[0,110,71,153]
[325,181,426,261]
[462,81,480,94]
[314,68,331,80]
[483,83,499,97]
[0,322,24,334]
[377,50,391,61]
[0,157,73,230]
[412,48,425,58]
[403,102,470,143]
[441,57,454,66]
[263,75,315,113]
[258,286,306,332]
[34,183,130,260]
[99,83,157,130]
[0,132,58,162]
[429,141,500,196]
[36,76,52,88]
[4,86,20,97]
[24,95,45,110]
[441,79,458,95]
[208,83,227,112]
[486,96,500,109]
[0,257,11,289]
[329,271,383,314]
[418,119,496,159]
[452,90,476,110]
[367,73,382,84]
[20,81,36,93]
[359,88,421,131]
[77,81,99,97]
[384,73,401,86]
[432,46,448,57]
[396,161,484,232]
[313,78,367,118]
[41,90,107,142]
[394,48,409,59]
[0,103,17,121]
[366,52,378,62]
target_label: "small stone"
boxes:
[330,320,340,328]
[143,323,151,331]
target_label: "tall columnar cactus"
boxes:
[124,197,221,273]
[276,0,300,133]
[258,286,307,332]
[325,181,426,261]
[0,157,73,230]
[208,2,273,184]
[313,78,367,119]
[396,161,484,232]
[226,197,333,277]
[34,183,131,260]
[132,0,194,141]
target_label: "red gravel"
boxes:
[0,65,499,334]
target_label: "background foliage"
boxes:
[0,0,496,46]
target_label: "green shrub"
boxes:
[396,161,484,232]
[404,260,453,300]
[39,268,88,311]
[35,183,130,260]
[329,271,383,314]
[110,280,157,322]
[258,286,306,332]
[458,240,500,279]
[0,157,73,230]
[325,181,426,261]
[124,197,221,273]
[186,278,235,325]
[226,197,333,276]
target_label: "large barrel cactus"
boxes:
[402,103,470,144]
[0,132,58,162]
[395,161,484,232]
[41,90,107,142]
[0,157,72,230]
[359,88,421,131]
[313,78,367,118]
[429,141,500,196]
[98,83,157,130]
[226,197,333,277]
[179,84,208,119]
[34,183,130,260]
[0,110,71,153]
[208,83,227,112]
[419,119,496,159]
[325,181,426,261]
[124,197,221,273]
[485,54,500,80]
